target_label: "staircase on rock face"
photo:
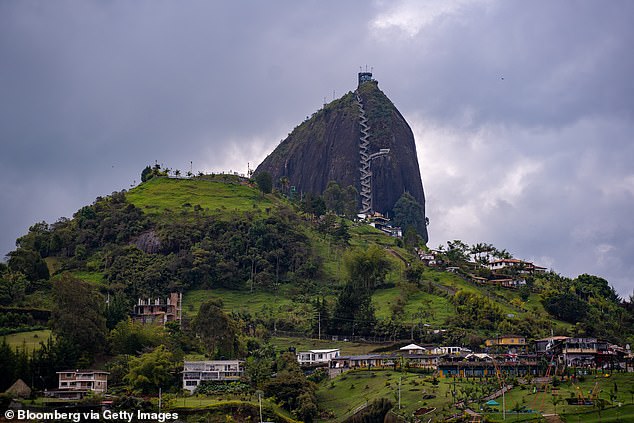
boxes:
[356,92,372,214]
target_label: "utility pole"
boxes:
[398,376,402,409]
[258,391,263,423]
[318,311,321,340]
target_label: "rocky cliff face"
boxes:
[255,76,428,242]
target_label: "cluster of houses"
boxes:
[292,336,631,380]
[415,247,547,290]
[27,335,630,399]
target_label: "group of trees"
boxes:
[539,273,630,342]
[330,245,393,336]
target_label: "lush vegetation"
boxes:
[1,170,633,422]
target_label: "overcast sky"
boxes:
[1,0,633,297]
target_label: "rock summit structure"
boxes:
[255,72,428,242]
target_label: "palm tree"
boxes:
[279,176,290,195]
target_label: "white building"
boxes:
[429,346,471,355]
[296,348,340,365]
[182,360,245,394]
[399,343,425,355]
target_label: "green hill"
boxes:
[2,172,634,423]
[2,174,631,346]
[126,175,277,216]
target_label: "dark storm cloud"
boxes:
[1,1,632,296]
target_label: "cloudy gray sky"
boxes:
[1,0,633,297]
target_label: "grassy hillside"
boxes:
[1,329,52,354]
[126,176,277,216]
[316,370,634,422]
[4,174,618,348]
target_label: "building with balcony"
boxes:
[132,292,182,325]
[485,335,528,353]
[296,348,340,366]
[51,370,109,399]
[182,360,244,394]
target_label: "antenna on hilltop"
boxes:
[333,90,335,100]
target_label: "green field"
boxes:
[1,329,52,353]
[316,369,456,422]
[316,370,634,422]
[183,288,295,316]
[126,177,276,216]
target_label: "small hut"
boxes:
[5,379,32,398]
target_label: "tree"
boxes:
[323,181,344,214]
[192,299,239,358]
[0,271,27,305]
[343,245,392,291]
[264,352,317,422]
[125,345,178,394]
[245,355,274,390]
[393,192,426,239]
[254,172,273,194]
[403,225,420,250]
[331,282,376,336]
[279,176,290,195]
[542,290,588,323]
[141,166,153,182]
[343,185,359,218]
[108,318,164,355]
[7,248,49,282]
[50,274,107,359]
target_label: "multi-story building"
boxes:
[53,370,109,398]
[296,348,340,366]
[132,292,182,325]
[182,360,244,394]
[487,259,546,274]
[485,335,528,353]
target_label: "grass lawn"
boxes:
[317,369,461,422]
[126,177,276,216]
[183,288,295,317]
[316,371,634,422]
[372,287,454,327]
[2,329,52,353]
[491,373,634,421]
[561,404,634,422]
[51,270,105,286]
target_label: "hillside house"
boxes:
[49,370,109,399]
[429,346,471,355]
[332,354,388,369]
[487,259,546,274]
[485,335,527,353]
[297,348,340,366]
[400,343,425,355]
[132,292,182,325]
[438,354,539,378]
[535,336,610,369]
[182,360,245,394]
